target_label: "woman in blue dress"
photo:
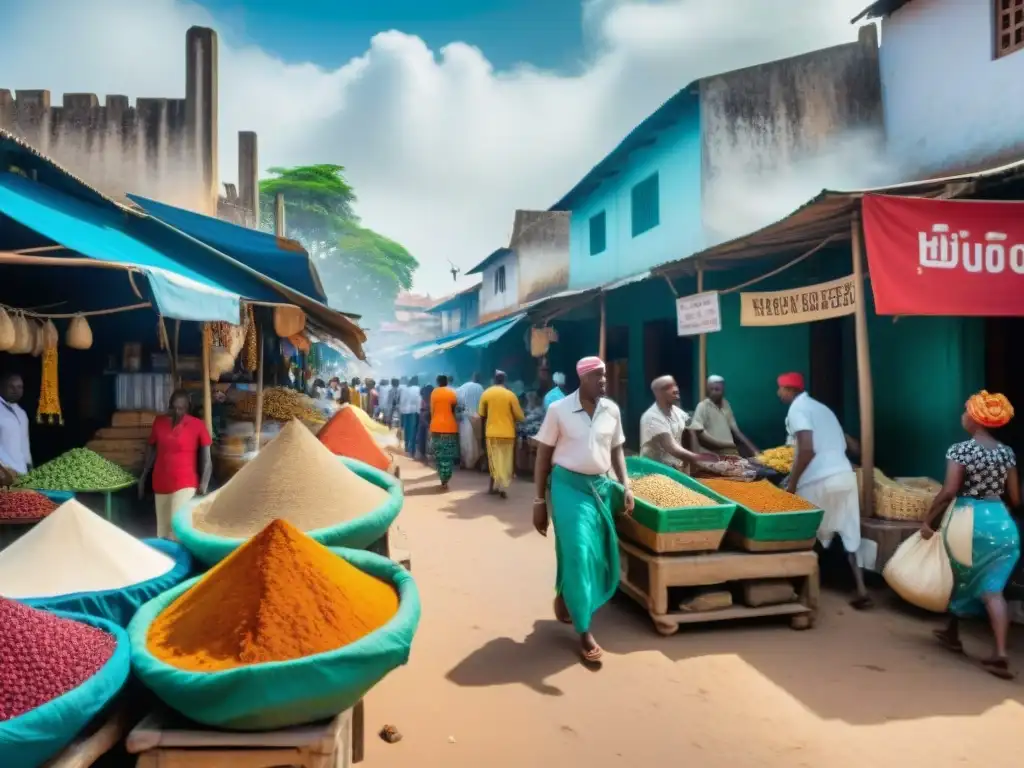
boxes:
[921,391,1020,679]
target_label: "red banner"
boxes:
[862,194,1024,316]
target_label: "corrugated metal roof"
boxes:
[851,0,914,23]
[428,282,481,313]
[466,247,512,275]
[653,158,1024,277]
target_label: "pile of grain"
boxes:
[629,474,714,508]
[317,406,391,471]
[193,419,390,537]
[699,479,816,514]
[232,388,325,423]
[0,500,176,598]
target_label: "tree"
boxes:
[259,165,418,326]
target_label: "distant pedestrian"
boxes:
[399,376,421,455]
[431,375,459,490]
[479,370,524,498]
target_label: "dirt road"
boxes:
[365,457,1024,767]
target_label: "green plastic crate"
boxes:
[610,456,736,534]
[688,478,824,543]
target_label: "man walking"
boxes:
[456,372,485,469]
[399,376,422,455]
[479,370,524,498]
[533,356,634,664]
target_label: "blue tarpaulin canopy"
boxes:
[127,194,328,304]
[410,313,524,359]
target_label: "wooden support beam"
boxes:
[851,210,874,518]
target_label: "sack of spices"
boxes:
[9,312,31,354]
[0,603,130,768]
[129,521,420,730]
[66,315,93,350]
[0,308,15,351]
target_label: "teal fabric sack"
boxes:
[129,547,420,730]
[22,539,193,627]
[173,457,403,567]
[0,612,131,768]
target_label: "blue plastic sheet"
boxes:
[173,457,403,568]
[129,547,420,730]
[21,539,193,627]
[0,612,131,768]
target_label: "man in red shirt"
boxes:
[139,389,213,538]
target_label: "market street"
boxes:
[366,456,1024,768]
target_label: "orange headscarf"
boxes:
[966,391,1014,429]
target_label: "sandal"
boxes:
[850,595,874,611]
[581,645,603,663]
[932,629,964,654]
[980,657,1015,680]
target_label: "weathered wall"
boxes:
[0,26,224,216]
[877,0,1024,177]
[510,210,569,305]
[479,250,520,323]
[700,26,885,243]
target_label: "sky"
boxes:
[0,0,870,297]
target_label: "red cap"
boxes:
[777,372,805,391]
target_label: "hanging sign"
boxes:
[862,194,1024,316]
[676,291,721,336]
[740,274,857,327]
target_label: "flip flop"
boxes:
[850,595,874,611]
[581,645,603,663]
[980,657,1015,680]
[932,629,964,654]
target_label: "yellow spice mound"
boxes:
[194,419,390,536]
[147,519,400,671]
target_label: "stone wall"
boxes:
[511,210,570,305]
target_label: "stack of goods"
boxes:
[755,445,794,474]
[175,420,402,565]
[630,474,715,508]
[318,405,392,471]
[84,410,158,476]
[871,469,941,522]
[130,519,419,730]
[231,387,325,425]
[14,448,136,492]
[701,478,816,513]
[0,599,130,767]
[0,489,58,521]
[0,499,190,626]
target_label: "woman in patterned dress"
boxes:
[920,391,1020,679]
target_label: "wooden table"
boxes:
[126,706,360,768]
[44,706,132,768]
[618,539,819,636]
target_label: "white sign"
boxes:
[739,274,857,327]
[676,291,721,337]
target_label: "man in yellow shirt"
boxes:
[479,370,524,498]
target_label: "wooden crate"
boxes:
[617,515,726,554]
[617,539,819,636]
[111,411,159,428]
[126,705,362,768]
[94,426,152,440]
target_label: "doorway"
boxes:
[643,319,695,408]
[985,317,1024,458]
[809,318,844,418]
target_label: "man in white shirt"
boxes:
[778,372,870,609]
[376,378,392,422]
[533,356,634,664]
[398,376,422,455]
[456,373,485,469]
[0,373,32,478]
[640,376,713,472]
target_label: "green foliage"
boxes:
[259,165,418,326]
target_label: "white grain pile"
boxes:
[0,499,175,598]
[193,418,390,537]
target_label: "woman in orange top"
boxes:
[430,375,460,490]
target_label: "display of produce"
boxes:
[0,499,176,598]
[13,448,136,492]
[0,598,116,721]
[232,386,325,423]
[755,445,794,474]
[0,489,58,521]
[700,478,816,513]
[148,519,399,671]
[318,405,391,471]
[629,474,714,508]
[192,419,390,537]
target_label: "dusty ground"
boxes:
[365,456,1024,768]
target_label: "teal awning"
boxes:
[127,194,328,303]
[410,313,524,358]
[465,314,523,348]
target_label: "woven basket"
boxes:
[874,473,941,521]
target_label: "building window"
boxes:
[996,0,1024,58]
[494,265,506,294]
[631,172,660,237]
[589,211,607,255]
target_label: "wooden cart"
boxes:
[617,539,819,636]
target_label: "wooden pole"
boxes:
[254,324,265,452]
[598,293,607,361]
[851,210,875,518]
[274,192,286,237]
[172,320,181,389]
[202,323,213,436]
[697,263,707,401]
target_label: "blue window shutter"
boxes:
[631,173,660,237]
[589,211,607,255]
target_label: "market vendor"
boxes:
[640,376,716,472]
[777,372,871,610]
[692,375,759,457]
[0,373,32,480]
[139,389,213,539]
[543,372,567,411]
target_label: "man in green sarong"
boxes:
[533,355,634,664]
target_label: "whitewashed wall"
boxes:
[479,251,519,322]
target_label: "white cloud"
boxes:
[0,0,869,296]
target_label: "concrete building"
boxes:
[427,284,481,335]
[855,0,1024,177]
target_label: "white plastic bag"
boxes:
[883,531,953,613]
